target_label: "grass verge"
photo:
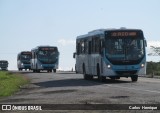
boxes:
[0,71,29,97]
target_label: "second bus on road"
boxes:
[31,46,59,73]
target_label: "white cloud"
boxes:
[57,39,76,46]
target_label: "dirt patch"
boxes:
[0,98,36,103]
[110,96,129,99]
[79,99,109,104]
[42,89,77,94]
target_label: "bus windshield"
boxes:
[21,54,31,60]
[37,49,58,63]
[105,38,145,64]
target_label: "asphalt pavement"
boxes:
[0,71,160,113]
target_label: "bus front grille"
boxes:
[115,70,137,75]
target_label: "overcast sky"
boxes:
[0,0,160,70]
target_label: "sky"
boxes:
[0,0,160,70]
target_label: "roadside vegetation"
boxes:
[0,71,29,97]
[147,61,160,76]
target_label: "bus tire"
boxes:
[97,64,105,82]
[47,70,52,73]
[75,65,78,74]
[36,70,40,73]
[98,75,106,82]
[53,69,56,73]
[83,64,88,80]
[131,75,138,82]
[110,76,120,80]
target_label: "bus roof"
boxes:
[18,51,31,54]
[0,60,8,62]
[31,46,58,51]
[77,28,142,39]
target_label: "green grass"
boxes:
[0,71,29,97]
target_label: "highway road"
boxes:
[1,71,160,112]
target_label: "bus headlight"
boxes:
[141,63,145,68]
[107,65,111,68]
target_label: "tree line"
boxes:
[147,61,160,76]
[147,46,160,76]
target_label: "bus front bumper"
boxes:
[40,64,58,70]
[103,64,146,77]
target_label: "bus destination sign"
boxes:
[111,32,137,37]
[22,52,31,55]
[40,47,55,51]
[109,31,138,37]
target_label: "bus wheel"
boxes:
[47,70,52,73]
[97,65,105,82]
[75,65,78,74]
[131,75,138,82]
[98,75,106,82]
[37,70,40,73]
[110,77,116,80]
[110,77,120,80]
[53,69,56,73]
[83,65,88,80]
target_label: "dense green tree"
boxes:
[147,62,160,75]
[147,46,160,75]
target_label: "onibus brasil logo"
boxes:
[1,105,42,111]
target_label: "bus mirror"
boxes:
[73,52,76,58]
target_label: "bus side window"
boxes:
[76,43,79,55]
[92,37,96,53]
[81,41,85,54]
[88,41,91,54]
[99,39,103,54]
[94,37,100,53]
[34,52,36,59]
[32,52,33,59]
[19,55,21,60]
[84,40,88,54]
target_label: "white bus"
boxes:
[0,60,9,71]
[31,46,59,73]
[74,28,147,82]
[17,51,31,71]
